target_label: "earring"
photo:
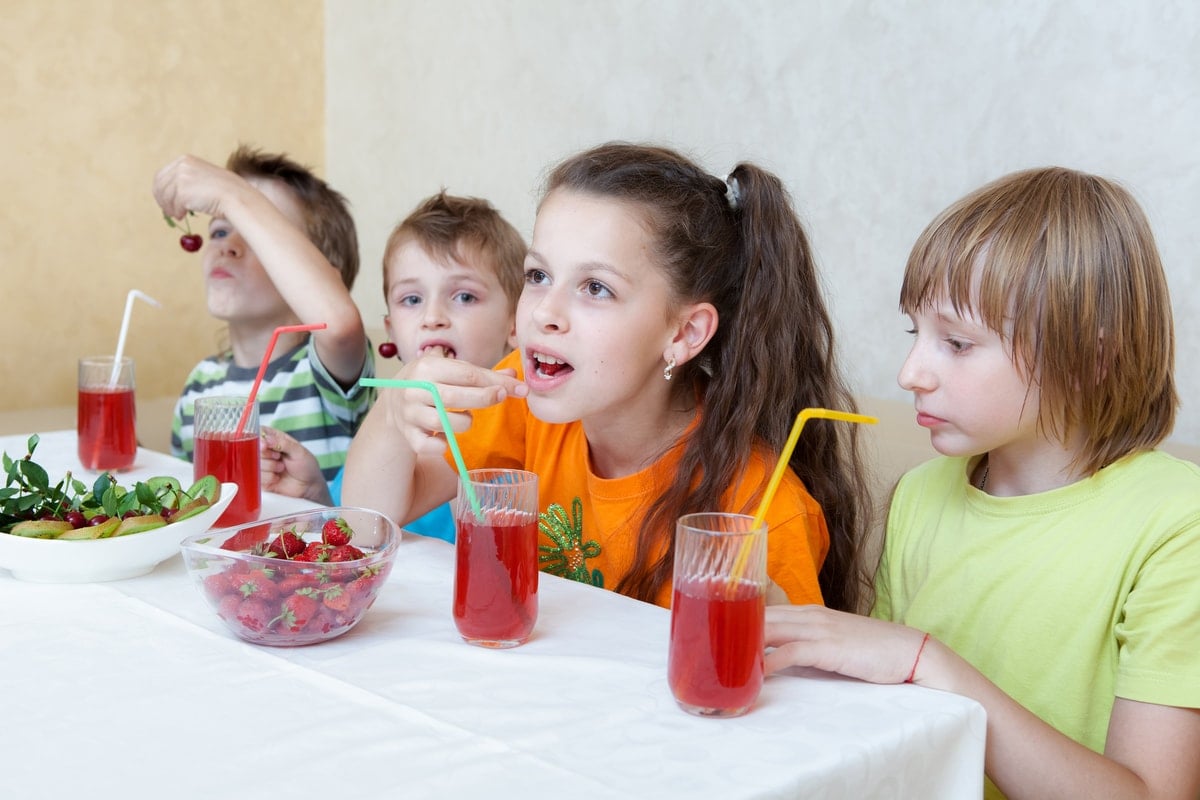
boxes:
[378,340,398,359]
[663,356,676,382]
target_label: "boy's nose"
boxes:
[897,346,933,393]
[420,300,449,328]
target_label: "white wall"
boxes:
[326,0,1199,448]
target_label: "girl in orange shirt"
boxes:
[344,142,868,611]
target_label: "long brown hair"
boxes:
[544,143,870,612]
[900,167,1177,474]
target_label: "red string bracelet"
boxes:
[905,632,931,683]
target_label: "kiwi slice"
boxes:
[146,475,183,510]
[185,475,221,505]
[114,514,168,537]
[172,497,213,523]
[10,520,74,538]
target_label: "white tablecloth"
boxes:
[0,431,986,799]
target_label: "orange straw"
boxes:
[235,322,327,436]
[727,408,878,589]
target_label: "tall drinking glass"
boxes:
[668,512,768,717]
[193,396,261,527]
[452,469,539,648]
[77,356,137,471]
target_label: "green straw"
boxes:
[359,378,483,521]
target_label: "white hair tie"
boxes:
[724,175,741,211]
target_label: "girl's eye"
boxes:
[398,295,421,308]
[524,268,548,285]
[583,280,612,299]
[904,327,917,336]
[946,337,970,353]
[453,291,478,305]
[210,228,228,240]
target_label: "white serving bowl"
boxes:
[0,483,237,583]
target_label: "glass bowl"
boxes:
[179,506,400,646]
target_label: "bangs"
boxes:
[899,167,1177,472]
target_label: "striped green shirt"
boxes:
[171,339,375,481]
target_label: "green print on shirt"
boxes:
[538,497,603,587]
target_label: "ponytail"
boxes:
[546,143,871,612]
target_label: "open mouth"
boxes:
[531,351,573,379]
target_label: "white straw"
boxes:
[109,290,162,386]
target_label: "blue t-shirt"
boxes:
[328,467,455,543]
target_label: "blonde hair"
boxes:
[900,167,1177,474]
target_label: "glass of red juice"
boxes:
[77,356,138,471]
[452,468,539,648]
[668,512,767,717]
[192,395,261,527]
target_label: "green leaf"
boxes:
[26,434,39,453]
[92,473,113,500]
[135,482,157,509]
[20,460,49,492]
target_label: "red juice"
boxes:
[194,432,261,526]
[77,387,137,471]
[453,515,539,646]
[668,577,766,715]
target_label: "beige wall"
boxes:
[1,1,324,451]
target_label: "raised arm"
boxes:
[152,154,366,385]
[341,356,527,525]
[763,606,1200,799]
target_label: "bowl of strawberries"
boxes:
[179,506,400,646]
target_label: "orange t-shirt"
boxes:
[450,351,830,608]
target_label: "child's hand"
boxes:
[152,154,250,222]
[764,605,930,685]
[380,354,527,457]
[260,426,334,506]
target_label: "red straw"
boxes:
[235,323,327,435]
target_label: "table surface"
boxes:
[0,431,986,799]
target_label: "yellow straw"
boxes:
[727,408,878,592]
[751,408,877,527]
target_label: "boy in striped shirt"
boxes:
[153,145,374,480]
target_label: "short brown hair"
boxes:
[226,144,359,290]
[900,167,1177,473]
[381,191,526,311]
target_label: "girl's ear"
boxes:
[507,322,518,351]
[667,302,718,366]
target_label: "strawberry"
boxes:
[203,572,231,599]
[295,541,332,562]
[275,590,320,632]
[321,583,351,612]
[235,598,273,632]
[277,573,321,595]
[217,593,242,621]
[220,523,272,553]
[346,574,379,599]
[328,544,365,562]
[235,568,279,600]
[266,530,306,559]
[321,517,353,546]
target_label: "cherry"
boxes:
[88,514,110,526]
[164,210,202,253]
[377,341,398,359]
[64,510,88,529]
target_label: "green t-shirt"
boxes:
[874,450,1200,798]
